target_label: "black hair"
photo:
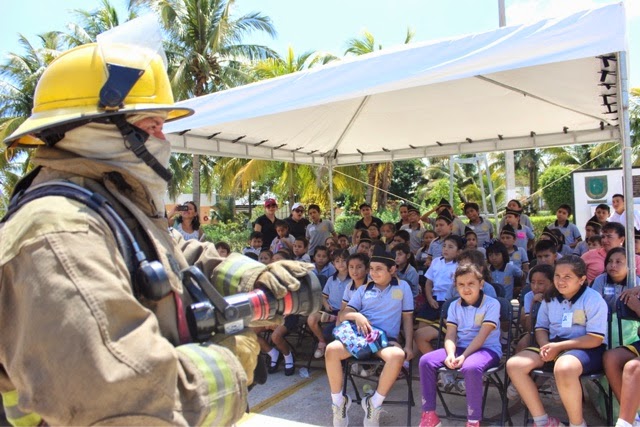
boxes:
[295,236,309,248]
[359,203,372,210]
[486,241,509,268]
[604,247,627,276]
[457,249,492,284]
[245,252,259,261]
[528,263,555,302]
[596,203,611,212]
[602,221,625,238]
[534,239,557,254]
[274,249,292,260]
[249,231,264,240]
[348,252,370,268]
[394,229,410,242]
[588,235,602,245]
[176,201,201,230]
[508,199,523,208]
[444,234,465,250]
[274,219,289,230]
[555,255,588,279]
[381,222,396,233]
[337,233,349,240]
[313,245,329,259]
[331,248,350,261]
[557,204,572,216]
[613,193,624,200]
[464,202,480,213]
[215,241,231,253]
[308,204,321,213]
[392,243,416,268]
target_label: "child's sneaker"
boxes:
[437,372,456,392]
[361,394,382,427]
[332,394,351,427]
[419,411,442,427]
[506,383,520,400]
[314,342,327,359]
[533,416,563,427]
[466,421,480,427]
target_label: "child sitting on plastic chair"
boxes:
[325,246,414,427]
[418,263,503,427]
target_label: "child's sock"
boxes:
[615,418,632,427]
[284,352,294,365]
[331,392,345,407]
[267,348,279,364]
[569,421,587,427]
[371,391,385,408]
[533,414,549,426]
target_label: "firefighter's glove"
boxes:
[255,260,315,299]
[212,329,260,385]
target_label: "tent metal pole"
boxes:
[617,51,635,287]
[485,154,499,235]
[477,156,489,214]
[449,156,455,205]
[328,157,335,224]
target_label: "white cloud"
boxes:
[505,0,634,25]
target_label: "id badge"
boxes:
[561,312,573,328]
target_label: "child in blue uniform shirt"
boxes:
[503,207,535,252]
[326,246,414,427]
[500,224,530,274]
[419,263,503,427]
[573,215,600,256]
[393,243,420,297]
[487,240,523,300]
[424,209,454,269]
[547,204,582,249]
[507,255,609,427]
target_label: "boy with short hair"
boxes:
[293,236,312,262]
[337,234,350,249]
[306,204,336,256]
[587,234,602,250]
[326,246,414,427]
[573,215,601,256]
[503,208,535,252]
[500,224,529,274]
[355,203,384,230]
[270,220,295,254]
[400,207,425,253]
[243,231,263,257]
[534,239,558,266]
[547,204,582,248]
[215,241,231,257]
[595,203,611,227]
[356,238,373,255]
[424,209,454,269]
[464,202,493,248]
[313,246,337,278]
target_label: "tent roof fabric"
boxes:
[165,2,627,166]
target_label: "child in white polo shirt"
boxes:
[326,246,414,427]
[419,263,503,427]
[507,255,608,427]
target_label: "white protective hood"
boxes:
[165,2,627,167]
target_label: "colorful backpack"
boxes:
[333,320,389,359]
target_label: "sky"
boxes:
[0,0,638,89]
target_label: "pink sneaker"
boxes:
[533,416,563,427]
[419,411,442,427]
[466,421,480,427]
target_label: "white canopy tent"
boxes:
[165,2,634,276]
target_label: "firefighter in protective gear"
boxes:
[0,23,313,426]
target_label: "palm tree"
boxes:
[64,0,137,46]
[253,46,337,79]
[344,28,414,210]
[140,0,278,209]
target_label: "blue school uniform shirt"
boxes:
[514,225,535,251]
[313,263,337,278]
[467,217,493,248]
[446,292,502,357]
[523,291,535,315]
[508,246,529,270]
[573,240,589,257]
[548,221,582,247]
[425,257,458,301]
[591,273,640,313]
[490,262,522,300]
[535,285,609,345]
[426,237,445,259]
[347,278,414,340]
[322,273,352,311]
[342,280,361,304]
[397,264,420,297]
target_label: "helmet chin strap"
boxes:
[111,115,173,182]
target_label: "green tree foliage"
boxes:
[388,159,425,203]
[539,165,573,213]
[424,179,463,215]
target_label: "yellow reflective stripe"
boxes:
[2,390,42,427]
[213,257,262,295]
[624,344,640,357]
[178,344,236,426]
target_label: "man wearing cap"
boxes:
[355,203,384,231]
[285,202,310,239]
[400,207,425,253]
[0,22,313,426]
[254,198,279,250]
[421,198,466,236]
[306,204,336,256]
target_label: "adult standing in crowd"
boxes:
[354,202,383,230]
[285,202,310,239]
[395,203,410,230]
[609,193,640,231]
[254,198,279,250]
[167,201,203,240]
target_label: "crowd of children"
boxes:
[209,197,640,427]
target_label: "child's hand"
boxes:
[533,293,544,303]
[354,314,372,335]
[404,346,414,361]
[427,296,439,309]
[444,353,457,369]
[451,354,465,368]
[539,342,560,362]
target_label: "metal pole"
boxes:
[449,156,454,205]
[618,51,636,287]
[328,158,335,223]
[477,156,489,214]
[485,154,499,235]
[499,0,517,208]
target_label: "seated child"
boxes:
[515,264,555,354]
[337,234,350,249]
[293,236,312,262]
[573,215,600,256]
[313,246,337,278]
[393,243,420,297]
[326,246,414,427]
[424,209,454,269]
[414,235,464,355]
[273,249,292,261]
[419,263,503,427]
[308,249,351,358]
[547,204,582,249]
[349,229,368,254]
[368,224,381,241]
[464,226,486,256]
[503,207,535,252]
[357,237,373,255]
[341,253,371,310]
[487,240,523,300]
[591,247,640,313]
[533,240,558,269]
[215,241,231,257]
[506,256,608,427]
[391,229,410,251]
[595,203,610,228]
[603,287,640,427]
[243,231,263,256]
[380,222,396,250]
[259,249,273,264]
[464,202,493,249]
[587,234,602,251]
[253,314,299,377]
[415,229,436,271]
[500,224,530,274]
[445,250,498,300]
[270,220,295,254]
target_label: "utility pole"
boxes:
[500,0,517,204]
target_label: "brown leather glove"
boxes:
[212,329,260,385]
[255,260,315,299]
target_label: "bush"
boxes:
[202,221,251,253]
[539,165,573,214]
[530,215,558,238]
[335,215,360,236]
